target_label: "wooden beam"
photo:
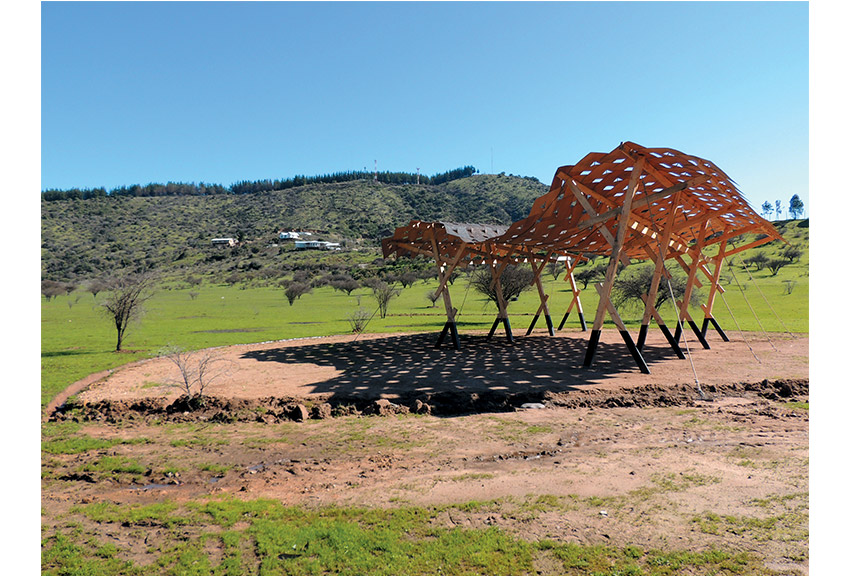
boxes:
[639,196,680,335]
[576,177,706,231]
[584,156,645,368]
[432,242,467,301]
[526,257,554,336]
[594,284,650,374]
[567,178,632,267]
[673,222,711,350]
[431,237,461,349]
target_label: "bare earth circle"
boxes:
[76,329,808,405]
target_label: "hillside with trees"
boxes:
[41,172,547,283]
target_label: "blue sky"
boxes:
[41,1,809,216]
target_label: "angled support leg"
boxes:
[486,266,514,343]
[431,238,464,350]
[594,284,650,373]
[674,222,711,350]
[639,294,686,359]
[637,196,680,351]
[578,155,646,370]
[559,256,586,331]
[701,317,729,342]
[699,239,730,343]
[527,259,554,336]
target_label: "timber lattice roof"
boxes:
[383,141,782,264]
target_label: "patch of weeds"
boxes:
[538,541,764,575]
[41,533,144,576]
[448,472,495,483]
[782,401,808,411]
[446,499,503,514]
[42,434,152,455]
[727,446,786,470]
[749,492,808,509]
[682,415,709,428]
[323,418,426,452]
[242,435,290,448]
[497,494,574,523]
[583,472,721,513]
[199,463,232,475]
[651,471,720,492]
[41,420,83,439]
[169,435,230,448]
[42,435,114,455]
[692,508,809,543]
[161,464,184,476]
[81,455,147,477]
[77,500,189,529]
[486,417,554,443]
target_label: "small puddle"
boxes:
[132,483,179,491]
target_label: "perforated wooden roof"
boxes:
[383,142,782,265]
[496,141,782,259]
[381,220,564,266]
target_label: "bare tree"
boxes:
[41,280,66,301]
[574,265,606,289]
[101,274,155,352]
[546,260,566,280]
[330,278,360,295]
[159,345,232,403]
[469,264,535,306]
[611,264,699,311]
[371,281,400,319]
[347,308,371,333]
[84,279,111,300]
[426,289,440,307]
[766,258,788,276]
[742,252,769,271]
[780,244,803,263]
[284,281,312,305]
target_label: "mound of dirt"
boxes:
[51,378,808,425]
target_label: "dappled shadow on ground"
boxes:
[242,332,680,408]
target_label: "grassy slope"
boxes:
[41,174,546,283]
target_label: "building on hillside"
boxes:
[211,237,237,247]
[279,231,301,240]
[294,240,341,251]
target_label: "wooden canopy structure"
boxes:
[382,142,783,373]
[381,221,579,349]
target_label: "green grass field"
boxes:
[42,234,808,408]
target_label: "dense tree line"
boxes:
[41,166,478,202]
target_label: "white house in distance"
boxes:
[294,240,341,251]
[211,237,237,247]
[279,230,314,240]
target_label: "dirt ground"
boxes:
[43,329,810,574]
